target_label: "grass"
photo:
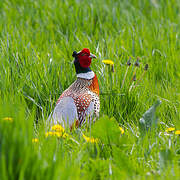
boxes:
[0,0,180,179]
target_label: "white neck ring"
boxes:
[76,71,95,80]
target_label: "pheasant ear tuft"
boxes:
[72,51,78,57]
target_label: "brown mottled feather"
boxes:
[56,75,100,126]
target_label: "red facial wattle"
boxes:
[78,48,91,68]
[79,55,92,68]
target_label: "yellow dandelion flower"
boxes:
[51,124,64,132]
[166,127,175,132]
[62,133,69,138]
[102,60,114,65]
[46,131,59,137]
[119,127,124,134]
[32,138,39,143]
[175,130,180,135]
[82,134,98,143]
[45,131,54,137]
[54,132,62,138]
[45,131,68,138]
[2,117,13,122]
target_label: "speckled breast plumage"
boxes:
[51,75,100,127]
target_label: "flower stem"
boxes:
[121,66,129,89]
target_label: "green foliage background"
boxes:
[0,0,180,179]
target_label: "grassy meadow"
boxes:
[0,0,180,179]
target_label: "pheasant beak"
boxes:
[89,53,97,59]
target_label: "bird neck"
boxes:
[76,71,95,80]
[88,74,99,95]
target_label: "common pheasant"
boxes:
[50,48,100,129]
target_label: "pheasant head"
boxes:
[72,48,96,75]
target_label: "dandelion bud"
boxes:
[72,51,78,57]
[111,65,115,72]
[135,57,140,67]
[127,57,131,66]
[133,74,136,81]
[144,64,149,71]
